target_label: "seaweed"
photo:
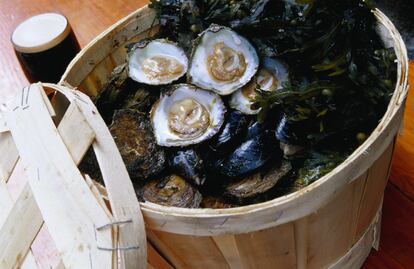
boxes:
[150,0,397,147]
[293,150,347,189]
[113,0,399,204]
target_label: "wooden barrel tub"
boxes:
[60,6,409,269]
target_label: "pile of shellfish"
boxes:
[91,24,341,208]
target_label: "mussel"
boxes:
[109,109,165,180]
[168,148,206,186]
[275,114,309,145]
[225,161,292,199]
[209,110,248,152]
[142,175,202,208]
[211,129,280,178]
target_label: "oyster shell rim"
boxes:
[187,24,260,96]
[128,38,189,85]
[150,83,226,147]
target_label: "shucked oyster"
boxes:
[150,84,226,147]
[188,25,259,95]
[128,39,188,85]
[230,58,289,115]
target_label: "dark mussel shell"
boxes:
[245,120,271,140]
[211,129,281,178]
[109,109,165,180]
[142,175,202,208]
[225,161,292,199]
[209,110,248,153]
[168,148,206,186]
[275,114,310,146]
[201,196,236,209]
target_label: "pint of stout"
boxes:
[11,13,81,83]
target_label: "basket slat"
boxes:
[58,102,95,164]
[0,180,12,220]
[5,84,114,268]
[0,184,43,269]
[20,252,39,269]
[0,84,146,268]
[354,141,395,240]
[58,87,147,269]
[0,97,101,268]
[0,132,19,182]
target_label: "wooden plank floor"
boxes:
[0,1,413,268]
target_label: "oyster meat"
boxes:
[150,84,226,147]
[129,39,188,85]
[109,109,165,180]
[188,25,259,95]
[230,58,289,115]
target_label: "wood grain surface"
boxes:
[0,1,413,268]
[0,0,145,103]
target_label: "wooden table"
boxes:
[0,1,413,268]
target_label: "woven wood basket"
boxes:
[0,5,408,269]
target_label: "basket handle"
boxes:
[1,83,146,269]
[46,83,148,269]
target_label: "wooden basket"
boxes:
[0,4,408,269]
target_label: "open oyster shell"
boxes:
[188,25,259,95]
[150,84,226,147]
[230,57,289,115]
[128,39,188,85]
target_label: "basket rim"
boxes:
[61,6,409,235]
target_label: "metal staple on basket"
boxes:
[95,219,140,252]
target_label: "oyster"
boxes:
[230,58,289,115]
[128,39,188,85]
[188,25,259,95]
[142,174,202,208]
[201,196,236,209]
[225,161,292,199]
[109,109,165,180]
[150,84,226,147]
[168,148,206,186]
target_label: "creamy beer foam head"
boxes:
[12,13,70,53]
